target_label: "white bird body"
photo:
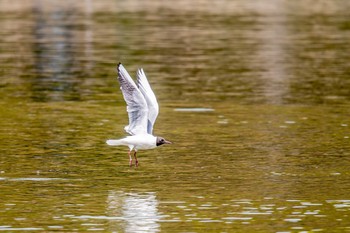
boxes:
[106,134,157,150]
[106,63,171,167]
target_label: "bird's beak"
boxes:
[165,140,172,144]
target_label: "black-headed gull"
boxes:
[106,63,171,167]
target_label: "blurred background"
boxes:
[1,0,350,232]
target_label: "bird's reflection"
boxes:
[107,191,161,233]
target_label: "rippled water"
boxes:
[1,0,350,232]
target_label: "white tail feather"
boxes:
[106,139,123,146]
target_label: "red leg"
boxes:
[134,151,139,167]
[128,150,133,167]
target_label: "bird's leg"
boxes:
[128,150,133,167]
[134,151,139,167]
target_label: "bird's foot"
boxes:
[129,159,133,167]
[135,160,139,167]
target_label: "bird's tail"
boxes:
[106,139,123,146]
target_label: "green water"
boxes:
[1,0,350,232]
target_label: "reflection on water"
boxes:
[1,0,350,232]
[32,0,81,102]
[107,191,160,233]
[254,0,290,104]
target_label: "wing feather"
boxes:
[117,63,148,135]
[136,68,159,134]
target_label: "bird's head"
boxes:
[156,137,172,146]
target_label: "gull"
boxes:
[106,63,171,167]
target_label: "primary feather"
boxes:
[117,63,149,135]
[136,68,159,134]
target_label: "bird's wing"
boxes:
[136,68,159,134]
[117,63,148,135]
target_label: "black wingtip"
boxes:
[117,62,122,72]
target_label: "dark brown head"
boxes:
[156,137,172,146]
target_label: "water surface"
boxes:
[1,0,350,232]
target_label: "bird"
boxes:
[106,63,171,167]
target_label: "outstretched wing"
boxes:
[136,68,159,134]
[117,63,148,135]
